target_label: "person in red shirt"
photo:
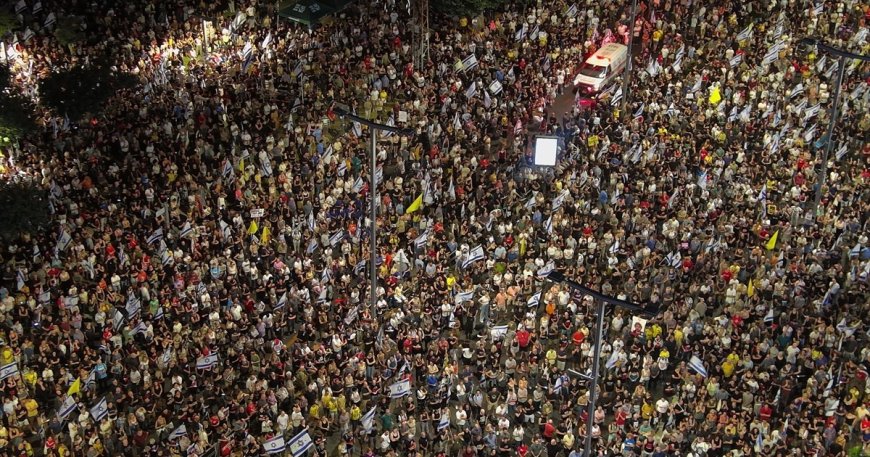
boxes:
[759,403,772,421]
[542,419,556,439]
[516,327,531,349]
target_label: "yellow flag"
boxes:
[260,226,271,244]
[406,194,423,214]
[765,230,779,251]
[67,378,81,396]
[747,279,755,297]
[247,220,259,235]
[237,157,245,172]
[709,87,722,105]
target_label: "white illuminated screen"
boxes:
[533,136,559,167]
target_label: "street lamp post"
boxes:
[332,104,414,312]
[800,37,870,223]
[547,270,658,457]
[619,0,639,116]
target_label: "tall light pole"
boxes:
[332,104,414,312]
[800,37,870,223]
[547,270,658,457]
[619,0,639,116]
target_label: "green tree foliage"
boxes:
[54,15,86,46]
[38,64,136,121]
[0,65,37,144]
[431,0,511,16]
[0,5,16,37]
[0,180,51,241]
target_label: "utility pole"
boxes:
[332,104,414,312]
[620,0,639,116]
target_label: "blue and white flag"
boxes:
[56,230,72,253]
[179,222,193,238]
[763,309,774,323]
[126,292,141,318]
[374,166,384,185]
[414,231,428,249]
[454,290,475,304]
[196,353,219,370]
[147,228,164,245]
[321,267,331,283]
[537,260,555,279]
[161,347,173,366]
[515,23,527,41]
[354,260,366,276]
[789,83,804,99]
[389,379,411,398]
[736,23,753,41]
[633,103,645,119]
[306,239,318,254]
[525,192,537,209]
[15,0,26,14]
[0,362,19,381]
[43,12,56,28]
[489,80,503,95]
[527,292,541,308]
[465,82,477,99]
[438,412,450,430]
[490,325,509,339]
[605,351,620,370]
[288,429,314,457]
[361,406,376,432]
[90,397,109,422]
[263,435,286,454]
[329,230,345,246]
[462,54,479,72]
[31,1,40,13]
[462,245,485,269]
[849,243,861,258]
[758,184,768,218]
[16,269,25,290]
[261,32,272,49]
[169,424,187,440]
[566,3,578,18]
[275,292,288,310]
[57,395,77,421]
[552,374,568,394]
[83,368,97,391]
[688,355,708,377]
[551,190,567,211]
[544,216,553,235]
[351,176,365,194]
[241,42,254,60]
[835,143,848,161]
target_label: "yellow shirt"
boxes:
[721,360,735,378]
[24,399,38,417]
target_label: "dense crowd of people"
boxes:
[1,0,869,455]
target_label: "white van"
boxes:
[573,43,628,94]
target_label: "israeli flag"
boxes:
[161,347,173,366]
[515,23,527,41]
[527,292,541,308]
[836,318,856,336]
[321,267,331,283]
[633,103,645,119]
[537,260,555,279]
[15,0,25,14]
[169,424,187,440]
[220,221,232,241]
[196,353,219,370]
[605,351,620,370]
[31,1,40,13]
[375,166,384,186]
[484,90,492,108]
[44,12,56,28]
[132,321,148,336]
[462,245,485,269]
[736,23,753,41]
[462,54,479,72]
[609,241,620,254]
[288,429,314,457]
[465,82,477,99]
[0,362,19,381]
[566,3,578,18]
[306,239,318,254]
[275,292,288,310]
[179,222,193,238]
[147,228,164,245]
[389,379,411,398]
[835,143,848,161]
[83,368,97,391]
[351,176,364,193]
[57,396,78,421]
[16,269,25,290]
[849,243,861,258]
[361,407,377,432]
[525,192,537,209]
[241,42,254,60]
[552,189,568,211]
[729,54,742,68]
[261,32,272,49]
[803,124,817,143]
[90,397,109,422]
[688,355,708,377]
[415,231,429,249]
[263,435,286,454]
[454,290,475,304]
[126,292,141,318]
[112,309,126,332]
[438,412,450,430]
[56,230,72,253]
[489,79,503,96]
[553,374,568,394]
[789,83,804,99]
[763,309,774,323]
[329,231,345,246]
[490,325,509,339]
[544,216,553,235]
[354,260,366,276]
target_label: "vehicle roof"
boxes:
[587,43,627,66]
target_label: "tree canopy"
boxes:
[0,180,51,241]
[0,65,37,145]
[38,64,137,121]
